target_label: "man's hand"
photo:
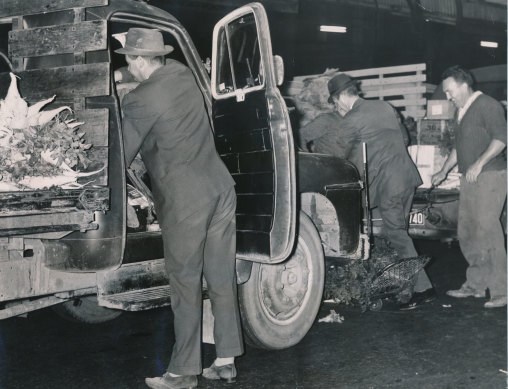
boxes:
[431,170,447,186]
[465,161,483,183]
[114,70,123,83]
[464,139,506,183]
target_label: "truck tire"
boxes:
[238,212,324,349]
[53,296,122,324]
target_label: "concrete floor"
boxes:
[0,240,506,389]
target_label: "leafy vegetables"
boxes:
[0,73,99,191]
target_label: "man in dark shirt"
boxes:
[432,65,507,308]
[328,74,435,310]
[117,28,243,389]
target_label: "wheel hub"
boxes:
[259,236,312,324]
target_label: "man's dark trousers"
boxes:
[458,170,507,297]
[378,187,432,291]
[162,187,244,375]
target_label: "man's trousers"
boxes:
[458,170,507,297]
[162,187,244,375]
[378,187,433,292]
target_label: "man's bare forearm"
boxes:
[474,139,506,170]
[440,149,457,174]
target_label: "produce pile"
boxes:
[285,68,339,127]
[0,73,100,191]
[323,238,413,312]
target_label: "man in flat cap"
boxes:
[116,27,243,389]
[328,73,435,310]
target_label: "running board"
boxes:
[98,285,172,311]
[98,285,210,311]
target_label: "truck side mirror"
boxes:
[273,55,284,86]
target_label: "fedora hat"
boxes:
[115,28,174,56]
[327,74,357,103]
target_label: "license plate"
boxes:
[409,211,425,225]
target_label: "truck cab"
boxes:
[0,0,367,350]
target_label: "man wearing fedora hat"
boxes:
[116,28,243,389]
[327,73,435,310]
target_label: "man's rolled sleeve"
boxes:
[487,102,507,146]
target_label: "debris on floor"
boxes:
[324,238,403,311]
[318,309,344,323]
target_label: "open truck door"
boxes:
[212,4,325,350]
[211,3,296,264]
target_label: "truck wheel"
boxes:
[53,296,122,324]
[238,212,324,349]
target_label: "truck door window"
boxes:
[214,12,263,97]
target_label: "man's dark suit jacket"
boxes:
[121,59,234,227]
[337,98,422,207]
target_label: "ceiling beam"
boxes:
[149,0,299,14]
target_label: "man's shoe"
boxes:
[145,373,197,389]
[202,362,237,383]
[446,285,484,298]
[484,296,507,308]
[399,288,436,310]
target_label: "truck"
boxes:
[0,0,368,350]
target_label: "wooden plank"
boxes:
[425,83,437,94]
[0,63,110,102]
[9,21,107,58]
[0,0,108,18]
[362,86,426,98]
[388,98,427,107]
[359,74,426,87]
[0,211,97,237]
[345,63,426,78]
[74,109,109,147]
[286,74,425,95]
[0,223,98,237]
[0,210,93,228]
[401,109,426,118]
[74,7,85,22]
[291,63,426,82]
[0,188,109,215]
[361,82,423,92]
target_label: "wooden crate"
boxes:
[0,0,110,188]
[285,63,427,120]
[0,0,111,234]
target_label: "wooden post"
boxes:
[10,16,24,71]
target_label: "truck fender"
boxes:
[236,259,253,284]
